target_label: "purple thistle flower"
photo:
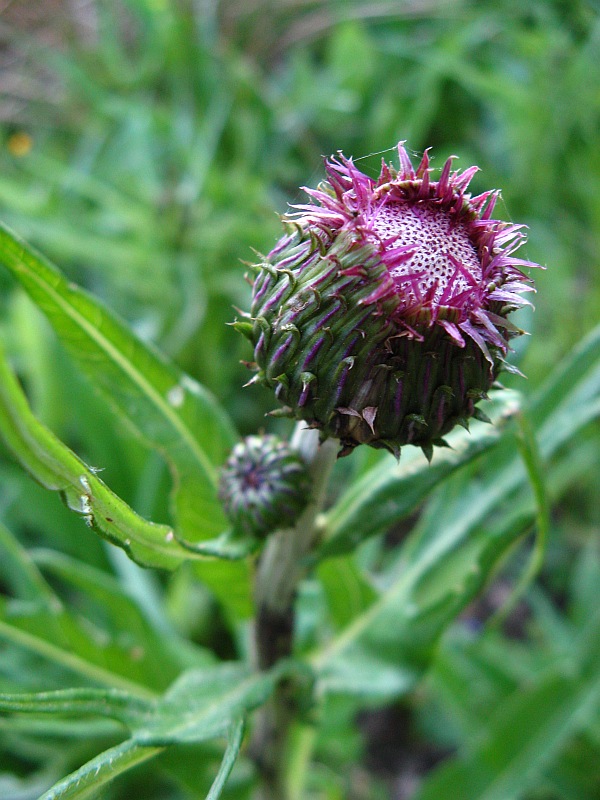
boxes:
[239,142,541,458]
[219,435,311,537]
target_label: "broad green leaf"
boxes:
[0,222,237,546]
[319,389,522,558]
[133,662,289,745]
[0,337,252,570]
[414,611,600,800]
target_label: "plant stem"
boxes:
[251,425,338,799]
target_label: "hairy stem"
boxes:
[251,425,338,799]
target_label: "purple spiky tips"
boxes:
[240,142,541,458]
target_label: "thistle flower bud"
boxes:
[218,435,311,537]
[241,142,541,458]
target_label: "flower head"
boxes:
[241,142,541,458]
[219,435,311,537]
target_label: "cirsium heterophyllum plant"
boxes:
[0,143,597,800]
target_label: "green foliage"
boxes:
[0,1,598,798]
[416,538,600,800]
[0,223,237,544]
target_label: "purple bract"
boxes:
[242,142,542,457]
[290,142,539,363]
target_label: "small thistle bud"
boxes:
[243,142,541,458]
[219,435,311,537]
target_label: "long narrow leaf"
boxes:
[0,687,152,728]
[415,612,600,800]
[0,597,158,698]
[206,720,246,800]
[39,738,162,800]
[0,663,281,799]
[488,410,551,626]
[0,521,57,604]
[0,337,242,569]
[0,222,237,545]
[0,662,293,745]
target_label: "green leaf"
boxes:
[206,719,246,800]
[29,549,215,688]
[0,337,246,570]
[0,521,57,604]
[324,322,600,584]
[529,323,600,428]
[320,389,521,558]
[316,644,418,699]
[0,660,292,743]
[0,594,156,698]
[0,687,152,729]
[0,662,286,799]
[133,662,289,745]
[530,323,600,460]
[488,410,551,626]
[39,738,163,800]
[571,538,600,629]
[414,612,600,800]
[0,222,237,546]
[312,326,600,700]
[0,530,210,695]
[316,556,377,630]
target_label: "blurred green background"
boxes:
[0,1,598,798]
[2,0,598,533]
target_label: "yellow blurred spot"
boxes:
[7,131,33,157]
